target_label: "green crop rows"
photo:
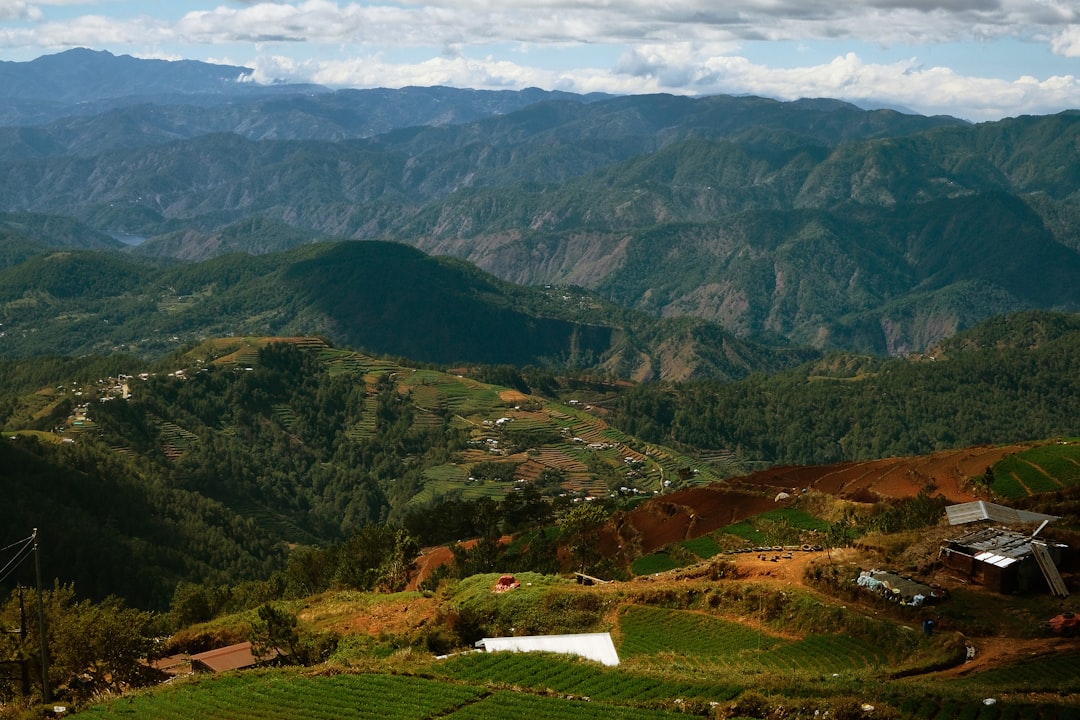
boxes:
[631,552,679,576]
[994,455,1059,497]
[991,443,1080,498]
[435,652,740,704]
[78,671,487,720]
[618,606,886,675]
[445,690,688,720]
[681,536,723,558]
[952,649,1080,693]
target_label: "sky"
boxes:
[1,1,1079,122]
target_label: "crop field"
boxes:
[631,552,678,575]
[990,442,1080,498]
[949,648,1080,694]
[79,645,1080,720]
[681,536,723,558]
[993,455,1063,498]
[409,464,509,505]
[77,671,488,720]
[435,652,740,705]
[718,507,829,544]
[444,690,688,720]
[227,498,321,545]
[618,606,888,676]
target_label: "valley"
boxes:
[0,50,1079,719]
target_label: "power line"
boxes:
[0,536,34,585]
[0,534,34,553]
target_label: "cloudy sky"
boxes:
[2,0,1079,121]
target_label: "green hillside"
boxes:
[62,570,1080,720]
[3,311,1080,609]
[0,239,809,380]
[0,337,720,607]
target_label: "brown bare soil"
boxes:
[603,486,779,557]
[732,444,1030,503]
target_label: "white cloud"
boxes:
[0,2,42,22]
[1,1,1078,119]
[138,1,1080,49]
[1051,25,1080,57]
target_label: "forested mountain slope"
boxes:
[0,240,810,380]
[2,51,1078,356]
[613,311,1080,466]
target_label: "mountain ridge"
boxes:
[0,50,1077,355]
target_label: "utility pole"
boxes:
[31,529,50,705]
[18,585,29,697]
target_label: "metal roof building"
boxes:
[940,527,1068,597]
[945,501,1059,527]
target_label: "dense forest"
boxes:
[613,311,1080,465]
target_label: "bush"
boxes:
[726,689,774,719]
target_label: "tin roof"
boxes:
[947,526,1037,561]
[475,632,620,666]
[945,501,1058,526]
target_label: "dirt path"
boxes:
[932,636,1077,678]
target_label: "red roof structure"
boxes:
[492,574,519,593]
[189,642,267,673]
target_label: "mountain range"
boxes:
[1,49,1079,359]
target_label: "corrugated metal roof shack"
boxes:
[940,527,1068,595]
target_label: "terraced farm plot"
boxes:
[1022,444,1080,483]
[404,382,443,411]
[950,648,1080,694]
[993,454,1064,498]
[229,498,321,545]
[272,403,298,431]
[718,507,829,544]
[436,653,740,705]
[420,378,504,416]
[79,671,488,720]
[156,419,200,459]
[409,464,509,505]
[445,690,689,720]
[345,394,379,441]
[631,552,679,575]
[681,536,723,559]
[618,606,887,676]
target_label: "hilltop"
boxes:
[0,238,814,380]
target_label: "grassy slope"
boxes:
[79,567,1080,719]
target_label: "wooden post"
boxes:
[32,529,50,704]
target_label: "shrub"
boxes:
[726,689,773,719]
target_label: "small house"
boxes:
[190,642,274,673]
[939,526,1069,596]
